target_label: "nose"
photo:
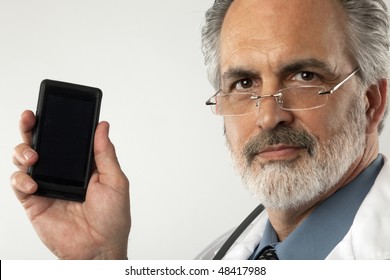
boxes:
[255,95,294,130]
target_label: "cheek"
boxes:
[224,116,258,152]
[294,108,344,143]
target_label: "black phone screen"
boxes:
[30,80,102,201]
[35,92,95,184]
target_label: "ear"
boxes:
[365,79,387,134]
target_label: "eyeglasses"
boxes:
[205,68,360,116]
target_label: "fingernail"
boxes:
[23,149,36,161]
[25,181,37,193]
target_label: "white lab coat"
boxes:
[197,155,390,260]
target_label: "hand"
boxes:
[11,110,131,259]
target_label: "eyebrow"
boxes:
[278,58,337,77]
[222,68,260,82]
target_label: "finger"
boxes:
[10,172,54,222]
[93,121,129,187]
[12,143,39,172]
[10,171,38,202]
[19,110,36,144]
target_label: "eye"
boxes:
[233,78,254,91]
[292,71,318,82]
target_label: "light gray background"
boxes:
[1,0,390,259]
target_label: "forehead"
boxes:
[220,0,350,73]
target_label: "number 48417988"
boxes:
[217,266,266,276]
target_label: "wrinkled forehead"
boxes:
[220,0,350,71]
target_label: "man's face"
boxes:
[220,0,367,209]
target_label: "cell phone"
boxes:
[28,79,102,202]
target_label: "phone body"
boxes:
[28,79,102,202]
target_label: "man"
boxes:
[198,0,390,259]
[11,0,390,259]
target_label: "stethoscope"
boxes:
[212,204,265,260]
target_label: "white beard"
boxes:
[229,96,367,210]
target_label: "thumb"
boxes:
[93,121,123,177]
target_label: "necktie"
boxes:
[255,245,279,260]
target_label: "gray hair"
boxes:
[201,0,390,132]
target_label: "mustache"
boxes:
[243,126,316,164]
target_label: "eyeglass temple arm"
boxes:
[205,91,220,106]
[318,68,360,95]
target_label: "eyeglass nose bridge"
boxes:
[250,92,283,108]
